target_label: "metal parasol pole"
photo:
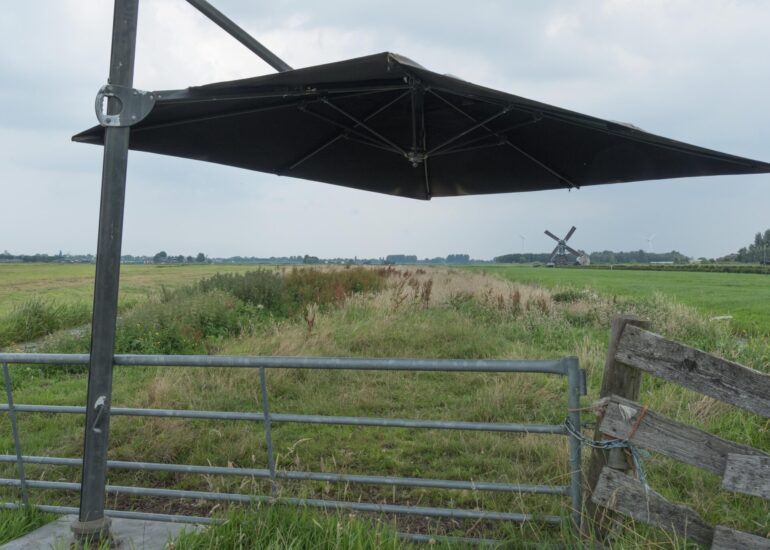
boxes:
[72,0,139,540]
[71,0,287,540]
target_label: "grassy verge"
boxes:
[0,299,90,349]
[0,263,260,350]
[0,508,55,545]
[478,265,770,336]
[176,505,410,550]
[581,262,770,275]
[0,266,767,547]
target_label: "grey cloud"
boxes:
[1,0,769,259]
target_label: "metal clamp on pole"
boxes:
[94,85,155,127]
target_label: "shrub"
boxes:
[197,270,285,315]
[552,289,584,303]
[282,267,386,315]
[0,298,90,348]
[37,268,390,358]
[115,289,252,355]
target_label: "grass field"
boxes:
[479,265,770,336]
[0,263,257,317]
[0,264,768,548]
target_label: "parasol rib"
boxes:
[426,107,511,156]
[282,90,410,173]
[428,90,577,189]
[432,118,542,157]
[321,99,408,157]
[298,106,404,155]
[132,89,404,135]
[430,142,504,158]
[432,84,763,170]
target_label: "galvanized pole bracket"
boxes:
[94,85,155,127]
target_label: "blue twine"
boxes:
[564,417,649,488]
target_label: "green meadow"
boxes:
[0,263,767,548]
[479,265,770,335]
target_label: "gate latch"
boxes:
[95,84,155,127]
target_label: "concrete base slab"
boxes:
[0,515,199,550]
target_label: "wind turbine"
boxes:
[519,234,526,252]
[646,234,655,252]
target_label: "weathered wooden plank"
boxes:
[599,395,768,475]
[585,316,651,537]
[711,525,770,549]
[591,467,714,546]
[615,325,770,418]
[722,454,770,499]
[600,316,652,399]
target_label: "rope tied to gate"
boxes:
[563,416,650,489]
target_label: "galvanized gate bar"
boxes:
[1,364,29,510]
[2,502,217,525]
[0,478,563,524]
[0,353,567,373]
[0,354,89,365]
[0,455,570,495]
[0,404,566,433]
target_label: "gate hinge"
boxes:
[95,84,156,127]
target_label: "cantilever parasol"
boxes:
[73,52,770,200]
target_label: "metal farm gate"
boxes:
[0,352,585,545]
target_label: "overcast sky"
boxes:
[1,0,769,259]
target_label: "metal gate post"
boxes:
[258,367,277,494]
[2,363,29,510]
[72,0,139,540]
[565,357,583,530]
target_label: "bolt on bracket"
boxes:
[95,84,155,127]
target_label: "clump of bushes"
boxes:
[43,289,255,357]
[282,267,387,314]
[197,270,285,315]
[0,298,90,348]
[552,289,584,303]
[39,268,389,357]
[116,289,253,354]
[193,267,388,316]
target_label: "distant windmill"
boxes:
[646,234,656,252]
[544,226,590,267]
[519,234,526,251]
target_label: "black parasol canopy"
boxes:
[74,52,770,200]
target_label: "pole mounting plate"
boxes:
[95,84,155,127]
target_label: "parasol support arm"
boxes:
[185,0,293,72]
